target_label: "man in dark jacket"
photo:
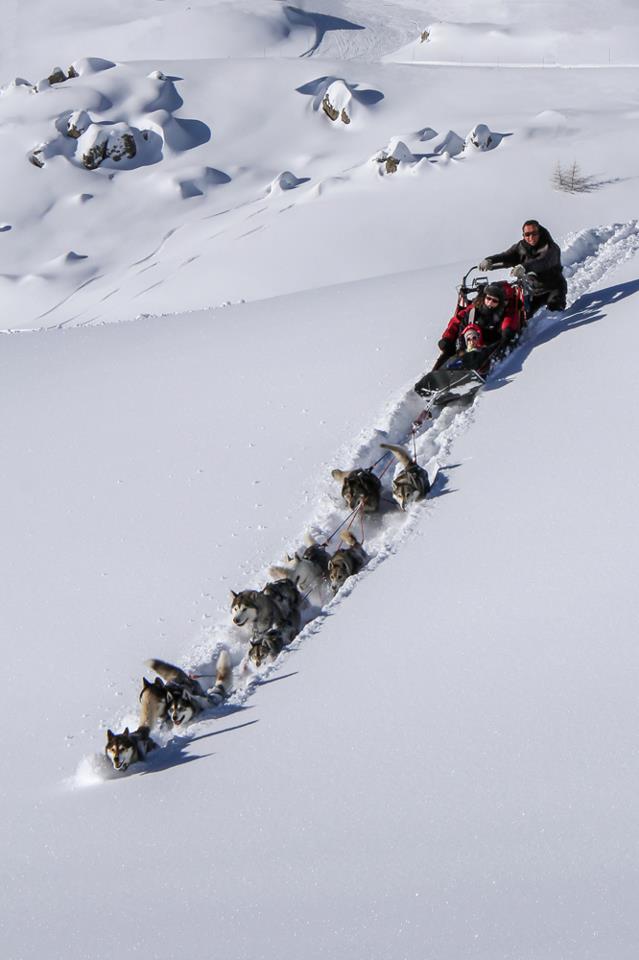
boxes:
[479,220,567,316]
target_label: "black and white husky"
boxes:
[327,530,368,592]
[105,725,157,772]
[380,443,431,510]
[141,650,233,728]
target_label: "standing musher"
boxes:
[479,219,567,317]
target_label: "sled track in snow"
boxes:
[79,220,639,783]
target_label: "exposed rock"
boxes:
[322,95,339,122]
[67,65,79,80]
[48,67,67,86]
[79,123,140,168]
[28,150,45,169]
[375,138,416,173]
[81,139,107,170]
[107,131,137,162]
[420,29,430,43]
[322,80,353,125]
[66,110,91,139]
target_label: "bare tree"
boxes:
[552,160,598,193]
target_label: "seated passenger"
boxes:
[437,282,520,366]
[448,323,488,371]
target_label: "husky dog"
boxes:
[331,467,381,513]
[269,533,330,593]
[231,588,281,634]
[327,530,368,592]
[262,578,302,619]
[247,630,288,668]
[139,676,170,729]
[145,650,233,728]
[105,725,157,772]
[380,443,431,510]
[231,585,301,638]
[231,582,301,667]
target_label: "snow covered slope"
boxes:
[2,2,639,959]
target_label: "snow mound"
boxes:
[70,57,116,76]
[521,110,572,139]
[296,75,384,126]
[373,137,422,175]
[265,170,310,195]
[465,123,506,152]
[25,63,210,171]
[172,166,232,199]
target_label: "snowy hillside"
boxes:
[2,2,639,959]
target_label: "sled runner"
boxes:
[414,367,485,405]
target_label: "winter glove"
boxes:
[478,259,493,272]
[510,264,526,280]
[438,338,453,354]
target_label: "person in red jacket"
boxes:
[437,282,520,365]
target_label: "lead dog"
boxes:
[105,725,157,772]
[379,443,431,510]
[327,530,368,592]
[144,650,233,728]
[269,533,331,593]
[331,467,381,513]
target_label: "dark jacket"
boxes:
[441,283,521,348]
[486,225,566,298]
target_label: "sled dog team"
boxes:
[105,443,429,771]
[106,221,568,772]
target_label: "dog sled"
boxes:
[413,265,529,418]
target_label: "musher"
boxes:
[479,219,567,316]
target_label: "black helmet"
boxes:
[484,283,505,305]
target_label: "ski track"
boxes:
[77,219,639,785]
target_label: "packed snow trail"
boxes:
[78,220,639,783]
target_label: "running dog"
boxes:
[231,580,301,666]
[139,676,170,729]
[331,467,381,513]
[327,530,368,592]
[144,650,233,728]
[269,533,331,593]
[380,443,431,511]
[105,725,157,772]
[262,578,302,619]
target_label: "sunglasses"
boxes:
[484,295,499,304]
[523,230,539,237]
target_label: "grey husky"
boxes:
[380,443,431,510]
[269,532,331,593]
[144,650,233,728]
[105,725,157,772]
[231,579,302,666]
[327,530,368,592]
[331,467,381,513]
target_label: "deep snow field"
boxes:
[2,2,639,959]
